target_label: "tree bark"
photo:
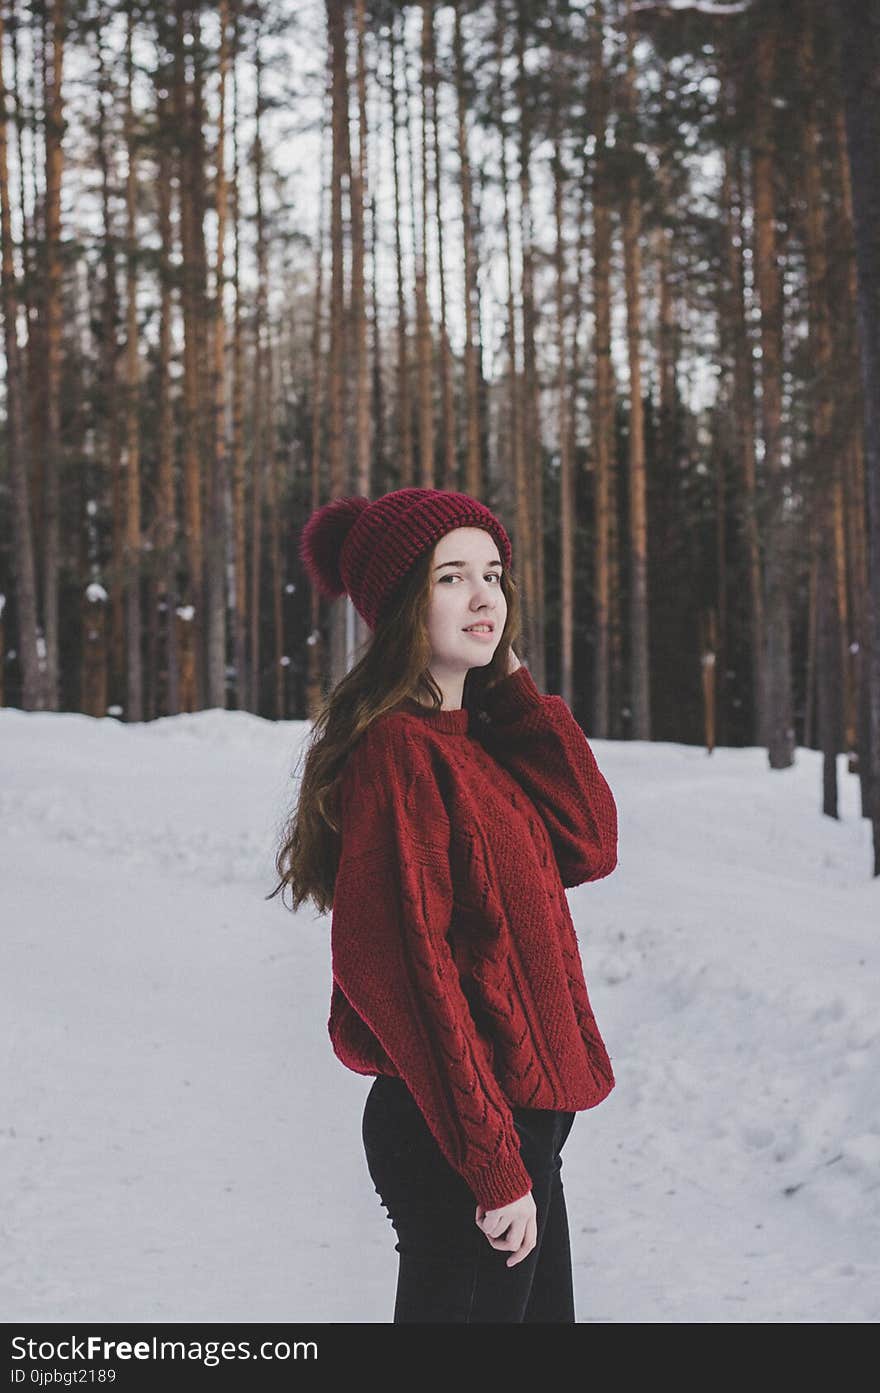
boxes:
[426,4,456,491]
[206,0,231,711]
[720,72,764,747]
[622,0,651,739]
[591,0,616,740]
[453,5,480,498]
[154,69,178,717]
[41,0,64,709]
[123,9,143,721]
[250,32,269,709]
[174,0,205,707]
[388,12,414,487]
[351,0,369,497]
[230,0,246,710]
[800,4,842,814]
[494,0,528,662]
[351,0,371,660]
[304,51,330,721]
[95,16,122,714]
[835,0,880,872]
[552,119,574,707]
[752,17,794,768]
[326,0,353,685]
[416,2,434,485]
[829,63,871,817]
[515,0,544,684]
[0,3,43,708]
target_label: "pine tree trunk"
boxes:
[369,184,386,482]
[800,6,842,814]
[804,512,817,749]
[836,0,880,872]
[351,0,371,661]
[720,69,764,747]
[473,168,491,501]
[95,21,123,714]
[424,5,456,490]
[10,8,35,418]
[351,0,369,497]
[10,4,43,707]
[752,19,794,768]
[304,62,329,721]
[27,8,46,547]
[389,13,414,487]
[829,98,870,797]
[123,11,143,721]
[622,0,650,740]
[265,331,283,718]
[230,0,246,710]
[74,260,104,717]
[205,0,231,711]
[416,2,434,485]
[494,0,528,663]
[155,73,178,717]
[41,0,64,710]
[250,37,268,710]
[591,0,615,740]
[453,6,480,498]
[175,0,205,708]
[655,214,676,479]
[326,0,352,686]
[552,122,574,707]
[515,0,544,685]
[0,5,43,709]
[190,12,213,701]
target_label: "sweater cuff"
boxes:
[481,664,545,724]
[466,1147,533,1211]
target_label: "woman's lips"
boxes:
[463,626,496,641]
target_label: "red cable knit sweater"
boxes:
[328,663,618,1211]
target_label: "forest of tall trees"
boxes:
[1,0,879,869]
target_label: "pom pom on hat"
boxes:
[297,496,370,599]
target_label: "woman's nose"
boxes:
[472,590,493,604]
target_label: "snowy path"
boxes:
[2,707,877,1322]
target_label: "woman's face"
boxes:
[424,527,507,679]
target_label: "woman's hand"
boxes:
[507,647,522,676]
[475,1191,537,1267]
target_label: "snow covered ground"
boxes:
[2,703,878,1323]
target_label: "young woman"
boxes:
[272,487,618,1324]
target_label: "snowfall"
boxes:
[2,701,878,1325]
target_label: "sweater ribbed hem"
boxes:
[482,664,545,724]
[465,1148,534,1211]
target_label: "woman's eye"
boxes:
[438,573,501,583]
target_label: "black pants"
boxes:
[362,1074,577,1324]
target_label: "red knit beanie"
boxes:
[298,488,513,631]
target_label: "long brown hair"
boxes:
[268,541,522,916]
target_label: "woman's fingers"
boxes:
[475,1192,537,1263]
[507,1215,538,1267]
[483,1223,519,1249]
[480,1216,537,1266]
[481,1213,508,1239]
[475,1206,506,1238]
